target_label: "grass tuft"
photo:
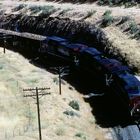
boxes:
[101,10,114,27]
[69,100,80,111]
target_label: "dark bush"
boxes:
[69,100,80,111]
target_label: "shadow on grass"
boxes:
[23,53,134,128]
[1,45,134,128]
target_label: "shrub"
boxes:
[134,30,140,40]
[69,100,80,111]
[53,77,58,84]
[0,64,3,69]
[55,128,65,136]
[63,110,74,116]
[101,10,114,27]
[129,21,139,34]
[38,5,57,17]
[103,10,112,16]
[98,0,105,5]
[75,133,86,140]
[63,110,80,117]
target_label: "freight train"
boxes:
[1,32,140,122]
[40,35,140,122]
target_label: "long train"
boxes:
[1,32,140,122]
[40,36,140,122]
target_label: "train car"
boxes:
[108,71,140,121]
[66,43,88,66]
[40,36,88,66]
[96,57,130,86]
[79,47,103,74]
[40,36,70,60]
[118,74,140,119]
[79,47,130,86]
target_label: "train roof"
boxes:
[122,74,140,95]
[67,43,88,49]
[98,58,130,74]
[47,36,67,42]
[82,47,102,56]
[119,73,140,87]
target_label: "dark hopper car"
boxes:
[40,36,88,65]
[118,74,140,117]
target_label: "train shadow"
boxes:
[29,56,135,128]
[1,46,135,128]
[64,70,134,128]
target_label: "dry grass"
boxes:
[102,26,140,74]
[0,47,112,140]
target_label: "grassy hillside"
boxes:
[0,48,112,140]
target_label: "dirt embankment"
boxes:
[0,1,140,74]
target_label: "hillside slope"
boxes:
[0,0,140,75]
[0,48,112,140]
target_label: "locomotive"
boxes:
[40,35,140,122]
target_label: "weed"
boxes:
[63,110,75,116]
[69,100,80,111]
[63,110,80,117]
[55,128,65,136]
[103,10,112,16]
[98,0,105,5]
[129,21,139,34]
[75,132,86,140]
[53,77,58,84]
[41,5,56,15]
[29,5,56,16]
[0,64,3,69]
[124,1,137,8]
[101,10,114,27]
